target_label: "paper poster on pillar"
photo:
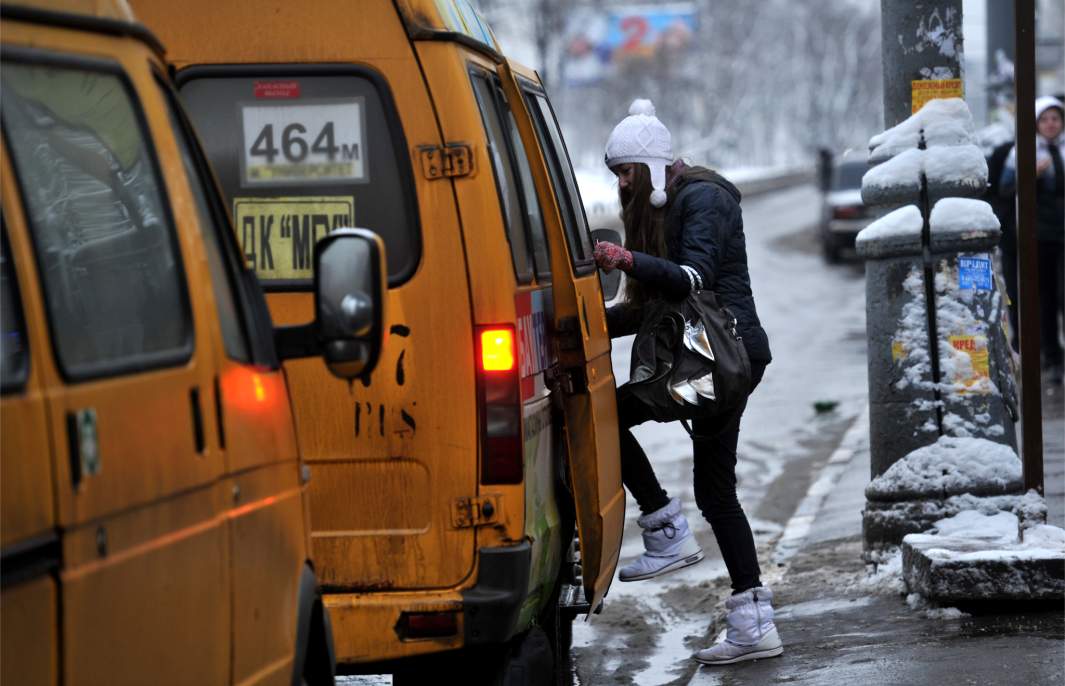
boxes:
[947,334,991,394]
[911,78,963,114]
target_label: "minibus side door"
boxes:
[498,64,624,612]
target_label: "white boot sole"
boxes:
[694,645,783,665]
[618,550,705,582]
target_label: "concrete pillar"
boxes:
[858,225,940,479]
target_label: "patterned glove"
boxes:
[593,241,634,272]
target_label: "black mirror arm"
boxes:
[275,323,320,361]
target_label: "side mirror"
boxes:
[274,228,386,380]
[315,228,386,379]
[590,228,623,302]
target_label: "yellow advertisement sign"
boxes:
[911,78,964,114]
[948,334,990,393]
[233,196,355,281]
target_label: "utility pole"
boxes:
[880,0,964,129]
[1012,0,1044,495]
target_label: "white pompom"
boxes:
[629,98,656,117]
[649,188,667,207]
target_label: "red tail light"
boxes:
[476,325,522,484]
[396,611,458,639]
[833,205,864,220]
[480,329,515,371]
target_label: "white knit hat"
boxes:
[605,99,673,207]
[1035,95,1064,121]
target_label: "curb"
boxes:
[771,405,870,566]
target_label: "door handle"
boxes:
[190,387,205,454]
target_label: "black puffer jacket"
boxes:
[607,167,772,364]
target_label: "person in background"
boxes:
[1001,96,1065,386]
[593,99,781,666]
[986,138,1018,350]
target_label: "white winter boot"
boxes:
[618,498,704,582]
[694,587,783,665]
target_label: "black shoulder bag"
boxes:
[625,291,752,432]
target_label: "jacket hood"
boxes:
[1036,95,1064,121]
[671,164,742,204]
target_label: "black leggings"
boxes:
[618,363,767,593]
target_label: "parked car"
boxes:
[0,2,384,683]
[133,0,625,680]
[819,154,882,262]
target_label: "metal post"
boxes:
[1013,0,1044,495]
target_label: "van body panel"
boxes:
[134,0,414,66]
[325,590,464,662]
[498,62,624,611]
[57,483,230,685]
[225,462,305,686]
[135,0,480,593]
[0,575,58,686]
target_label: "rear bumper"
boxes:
[326,541,532,664]
[461,541,531,645]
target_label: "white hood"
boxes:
[1035,95,1063,122]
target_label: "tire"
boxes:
[301,597,336,686]
[822,235,843,264]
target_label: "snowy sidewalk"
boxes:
[687,402,1065,686]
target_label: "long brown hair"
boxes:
[620,163,667,306]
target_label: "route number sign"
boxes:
[240,98,366,186]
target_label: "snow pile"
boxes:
[906,592,968,620]
[862,145,988,203]
[929,197,1000,235]
[945,490,1047,525]
[905,510,1065,563]
[862,147,922,199]
[922,144,988,194]
[902,509,1065,601]
[847,548,906,596]
[868,98,975,163]
[856,204,922,243]
[866,435,1022,501]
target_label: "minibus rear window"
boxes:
[178,71,419,289]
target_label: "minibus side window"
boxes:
[1,61,193,380]
[498,91,551,282]
[157,80,251,363]
[0,225,29,393]
[523,91,596,275]
[470,74,534,284]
